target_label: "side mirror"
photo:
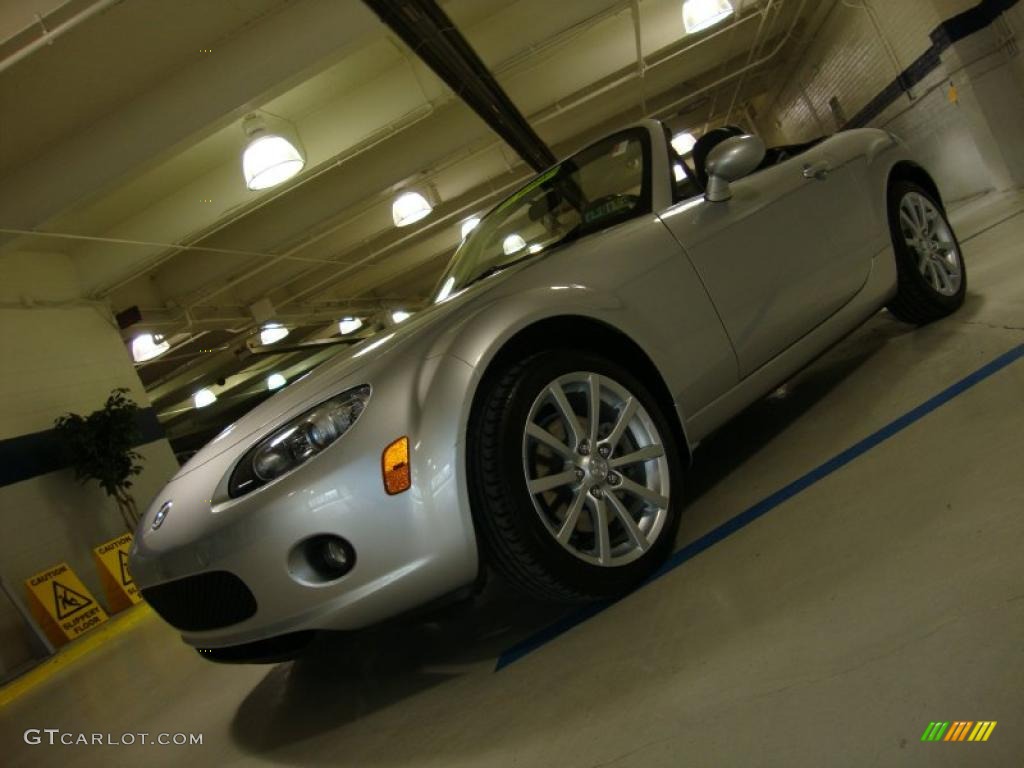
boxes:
[704,135,767,203]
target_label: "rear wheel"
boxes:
[886,181,966,323]
[468,349,683,602]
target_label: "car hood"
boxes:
[168,274,498,480]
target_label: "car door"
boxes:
[659,143,872,378]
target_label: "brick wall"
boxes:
[754,0,1022,202]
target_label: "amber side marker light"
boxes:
[382,436,411,495]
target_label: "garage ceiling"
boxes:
[0,0,830,456]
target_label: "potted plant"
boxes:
[54,388,146,532]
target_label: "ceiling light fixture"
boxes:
[682,0,734,34]
[503,233,526,256]
[391,310,411,324]
[393,190,433,227]
[338,317,363,335]
[260,323,289,345]
[131,333,169,363]
[241,114,305,191]
[193,388,217,408]
[461,217,481,239]
[671,132,698,156]
[267,373,287,391]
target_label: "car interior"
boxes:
[667,123,829,203]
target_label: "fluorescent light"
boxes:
[393,191,432,227]
[461,217,481,239]
[267,373,287,390]
[260,324,289,345]
[391,310,411,324]
[131,333,169,362]
[674,164,686,182]
[435,276,456,303]
[671,132,697,156]
[243,135,304,190]
[503,233,526,256]
[682,0,734,34]
[193,388,217,408]
[338,317,363,335]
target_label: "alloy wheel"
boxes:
[898,191,962,297]
[521,372,671,567]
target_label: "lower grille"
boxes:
[141,571,257,631]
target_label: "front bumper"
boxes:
[130,356,480,649]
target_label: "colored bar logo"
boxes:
[921,721,997,742]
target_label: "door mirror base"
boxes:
[704,135,767,203]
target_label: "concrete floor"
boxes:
[3,191,1023,767]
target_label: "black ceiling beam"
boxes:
[363,0,557,173]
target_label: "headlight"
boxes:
[228,385,371,498]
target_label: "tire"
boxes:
[467,349,684,603]
[886,180,967,324]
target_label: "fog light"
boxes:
[298,534,355,581]
[320,539,349,570]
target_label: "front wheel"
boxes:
[887,181,966,324]
[468,350,683,602]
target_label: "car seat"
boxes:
[691,125,745,190]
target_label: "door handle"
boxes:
[803,161,832,181]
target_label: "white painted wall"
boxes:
[0,252,178,677]
[755,0,1024,202]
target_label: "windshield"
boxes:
[435,128,652,300]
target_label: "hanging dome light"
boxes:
[131,333,169,362]
[241,114,305,191]
[392,190,433,227]
[338,317,363,335]
[671,131,698,156]
[460,216,481,240]
[267,373,287,391]
[503,233,526,256]
[260,323,289,345]
[391,309,411,324]
[682,0,734,34]
[193,388,217,408]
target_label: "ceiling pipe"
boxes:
[630,0,647,114]
[525,0,788,126]
[100,1,773,307]
[128,0,805,345]
[362,0,557,172]
[724,0,777,124]
[93,4,631,301]
[654,0,808,121]
[181,3,805,332]
[0,0,122,74]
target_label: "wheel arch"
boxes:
[468,314,693,469]
[887,161,944,210]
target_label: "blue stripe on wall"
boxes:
[846,0,1020,128]
[0,408,165,488]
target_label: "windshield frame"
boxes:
[433,126,654,301]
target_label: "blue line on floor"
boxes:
[495,342,1024,671]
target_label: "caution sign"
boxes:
[25,563,109,647]
[92,533,142,613]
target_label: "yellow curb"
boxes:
[0,604,154,708]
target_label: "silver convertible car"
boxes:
[131,118,965,661]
